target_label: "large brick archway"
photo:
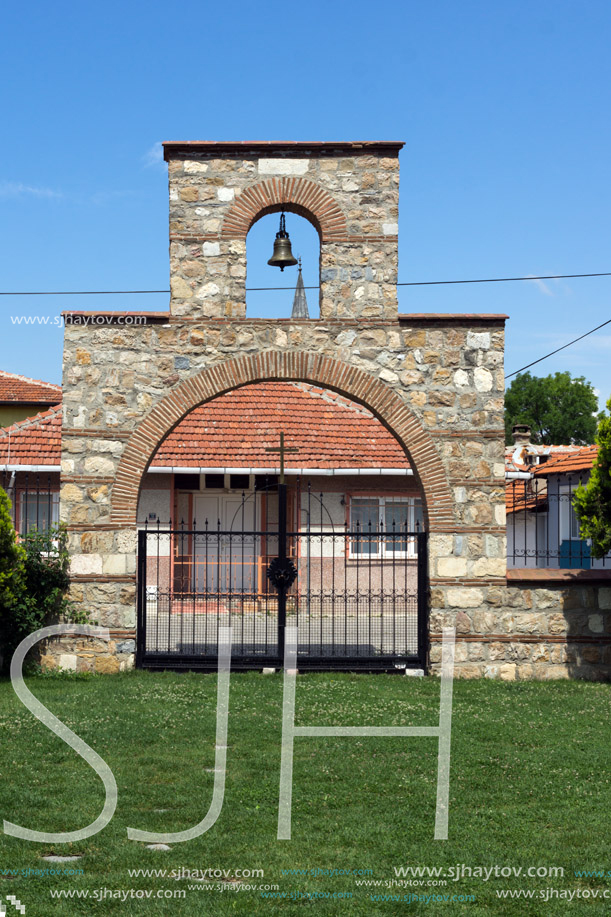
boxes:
[110,351,454,531]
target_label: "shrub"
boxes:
[0,488,27,669]
[0,487,84,673]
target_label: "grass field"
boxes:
[0,670,609,915]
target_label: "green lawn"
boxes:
[0,671,609,915]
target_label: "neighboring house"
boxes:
[0,383,422,595]
[505,425,604,570]
[0,370,61,428]
[0,405,62,534]
[2,394,602,577]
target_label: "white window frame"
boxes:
[558,486,582,542]
[348,496,422,559]
[19,490,60,536]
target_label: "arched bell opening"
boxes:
[246,209,321,319]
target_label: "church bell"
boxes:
[267,211,298,271]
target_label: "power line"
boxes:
[0,271,610,295]
[505,318,611,379]
[401,271,611,287]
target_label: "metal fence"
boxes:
[507,477,607,569]
[137,485,428,671]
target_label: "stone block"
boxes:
[472,611,497,633]
[116,530,137,554]
[447,588,484,608]
[531,644,550,663]
[71,554,103,576]
[473,368,493,392]
[466,332,491,350]
[470,557,506,577]
[62,483,84,504]
[116,640,136,654]
[489,642,507,661]
[468,643,486,661]
[40,654,57,672]
[514,613,547,634]
[58,654,78,672]
[534,589,561,610]
[102,555,126,575]
[598,587,611,609]
[95,655,120,674]
[437,557,468,578]
[453,664,484,678]
[588,614,604,634]
[258,158,309,175]
[515,663,535,680]
[542,666,570,681]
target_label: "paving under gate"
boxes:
[136,482,428,671]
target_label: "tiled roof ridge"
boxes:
[289,381,376,417]
[0,403,63,440]
[533,444,598,476]
[0,370,61,394]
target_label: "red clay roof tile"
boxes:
[1,383,409,471]
[0,371,61,404]
[0,406,62,465]
[151,383,408,469]
[533,446,598,477]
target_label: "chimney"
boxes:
[512,424,532,445]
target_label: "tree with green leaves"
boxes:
[504,371,599,445]
[573,398,611,558]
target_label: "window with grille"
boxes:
[349,496,423,558]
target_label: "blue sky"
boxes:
[1,0,610,406]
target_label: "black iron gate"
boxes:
[136,483,428,672]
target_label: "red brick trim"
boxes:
[110,352,454,530]
[220,179,347,241]
[430,633,611,644]
[507,568,611,583]
[71,574,136,583]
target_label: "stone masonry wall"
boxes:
[54,140,528,677]
[430,579,611,681]
[59,317,506,673]
[165,141,402,321]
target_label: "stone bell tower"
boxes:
[164,141,403,320]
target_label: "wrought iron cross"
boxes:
[265,432,299,484]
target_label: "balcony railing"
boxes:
[506,477,608,569]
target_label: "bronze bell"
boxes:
[267,211,298,271]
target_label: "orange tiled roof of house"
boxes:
[505,481,547,515]
[0,383,409,470]
[0,370,61,404]
[533,445,598,477]
[505,442,588,474]
[0,406,62,466]
[152,382,408,469]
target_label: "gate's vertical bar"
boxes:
[417,530,428,668]
[136,529,148,666]
[278,482,288,664]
